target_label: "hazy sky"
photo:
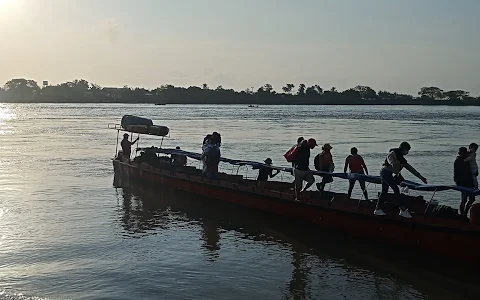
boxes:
[1,0,479,95]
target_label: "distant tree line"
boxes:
[1,78,479,105]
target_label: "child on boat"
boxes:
[257,158,280,188]
[465,143,478,190]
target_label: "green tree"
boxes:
[4,78,39,93]
[353,85,377,100]
[444,90,469,101]
[263,83,273,93]
[297,84,306,96]
[202,83,209,90]
[418,86,444,100]
[3,78,40,101]
[90,83,101,91]
[305,86,318,97]
[282,83,295,94]
[314,85,323,94]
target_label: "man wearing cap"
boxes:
[121,133,139,162]
[293,138,317,199]
[315,143,335,192]
[257,158,280,187]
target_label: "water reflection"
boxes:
[112,176,477,300]
[284,252,311,300]
[113,175,318,298]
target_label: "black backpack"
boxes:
[314,154,320,171]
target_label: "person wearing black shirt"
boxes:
[293,138,317,200]
[257,158,279,187]
[121,133,139,162]
[455,147,476,217]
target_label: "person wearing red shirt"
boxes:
[344,147,369,201]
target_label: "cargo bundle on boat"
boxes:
[109,116,480,269]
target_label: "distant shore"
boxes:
[1,78,479,106]
[2,101,480,106]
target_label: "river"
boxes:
[0,104,479,299]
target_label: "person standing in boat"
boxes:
[201,134,221,180]
[202,134,213,173]
[455,147,476,217]
[314,143,335,192]
[257,158,280,187]
[464,142,478,190]
[374,142,427,219]
[293,138,317,200]
[212,131,222,147]
[121,133,139,162]
[172,146,187,166]
[344,147,369,201]
[289,137,305,179]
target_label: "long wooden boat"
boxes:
[112,149,480,268]
[109,115,480,268]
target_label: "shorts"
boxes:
[294,169,315,190]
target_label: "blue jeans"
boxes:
[380,168,400,195]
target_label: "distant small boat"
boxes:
[155,103,166,106]
[248,105,259,108]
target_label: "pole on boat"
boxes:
[115,129,119,157]
[137,133,140,154]
[424,188,439,216]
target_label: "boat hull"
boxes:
[113,160,480,267]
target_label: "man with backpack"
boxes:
[291,138,317,200]
[201,135,221,180]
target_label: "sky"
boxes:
[0,0,479,95]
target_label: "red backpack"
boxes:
[284,145,299,162]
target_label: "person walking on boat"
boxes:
[121,133,139,162]
[293,138,317,200]
[287,137,305,176]
[464,142,478,190]
[314,143,335,192]
[374,142,427,218]
[344,147,369,201]
[257,158,280,188]
[201,135,221,180]
[455,147,476,217]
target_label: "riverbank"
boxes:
[2,100,480,106]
